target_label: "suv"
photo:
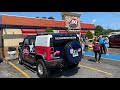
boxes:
[109,34,120,47]
[18,33,82,78]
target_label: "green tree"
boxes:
[86,30,93,39]
[45,27,54,32]
[36,17,39,18]
[48,16,54,20]
[42,17,47,19]
[94,25,120,36]
[94,25,104,36]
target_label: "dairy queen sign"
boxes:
[69,18,78,28]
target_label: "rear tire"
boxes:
[36,59,49,78]
[68,62,79,69]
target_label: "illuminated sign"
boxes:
[69,18,78,28]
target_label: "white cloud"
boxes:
[92,19,96,23]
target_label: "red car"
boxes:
[109,34,120,47]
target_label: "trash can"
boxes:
[8,47,17,60]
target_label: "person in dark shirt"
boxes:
[92,37,101,63]
[98,36,105,54]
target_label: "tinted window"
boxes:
[110,35,115,38]
[50,36,79,47]
[50,38,54,47]
[29,37,36,45]
[24,38,29,45]
[115,35,120,38]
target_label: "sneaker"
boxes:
[82,51,85,54]
[98,61,101,63]
[106,53,109,55]
[96,61,98,63]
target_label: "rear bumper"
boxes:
[44,58,82,69]
[44,59,63,68]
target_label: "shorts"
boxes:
[105,44,109,48]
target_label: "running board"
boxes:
[24,65,36,73]
[22,60,36,68]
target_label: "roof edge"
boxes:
[0,14,65,22]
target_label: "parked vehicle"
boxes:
[18,33,82,78]
[101,35,111,38]
[109,32,120,36]
[109,34,120,47]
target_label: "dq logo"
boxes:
[69,18,78,27]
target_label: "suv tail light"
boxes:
[78,48,81,52]
[50,47,54,60]
[70,49,74,54]
[51,47,54,54]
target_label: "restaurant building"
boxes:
[0,12,95,58]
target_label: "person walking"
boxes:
[104,37,109,55]
[92,37,101,63]
[98,36,105,54]
[84,37,90,51]
[80,37,85,54]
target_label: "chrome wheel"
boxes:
[18,56,21,62]
[18,55,23,65]
[38,64,44,75]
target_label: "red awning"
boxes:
[22,29,37,36]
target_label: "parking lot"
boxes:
[0,47,120,78]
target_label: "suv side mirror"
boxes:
[19,42,23,46]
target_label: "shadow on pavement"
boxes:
[0,58,3,63]
[109,47,120,48]
[88,59,96,62]
[49,67,80,78]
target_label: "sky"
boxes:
[0,12,120,30]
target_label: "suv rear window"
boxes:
[110,35,115,38]
[50,36,79,47]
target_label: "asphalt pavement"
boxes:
[0,47,120,78]
[0,60,25,78]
